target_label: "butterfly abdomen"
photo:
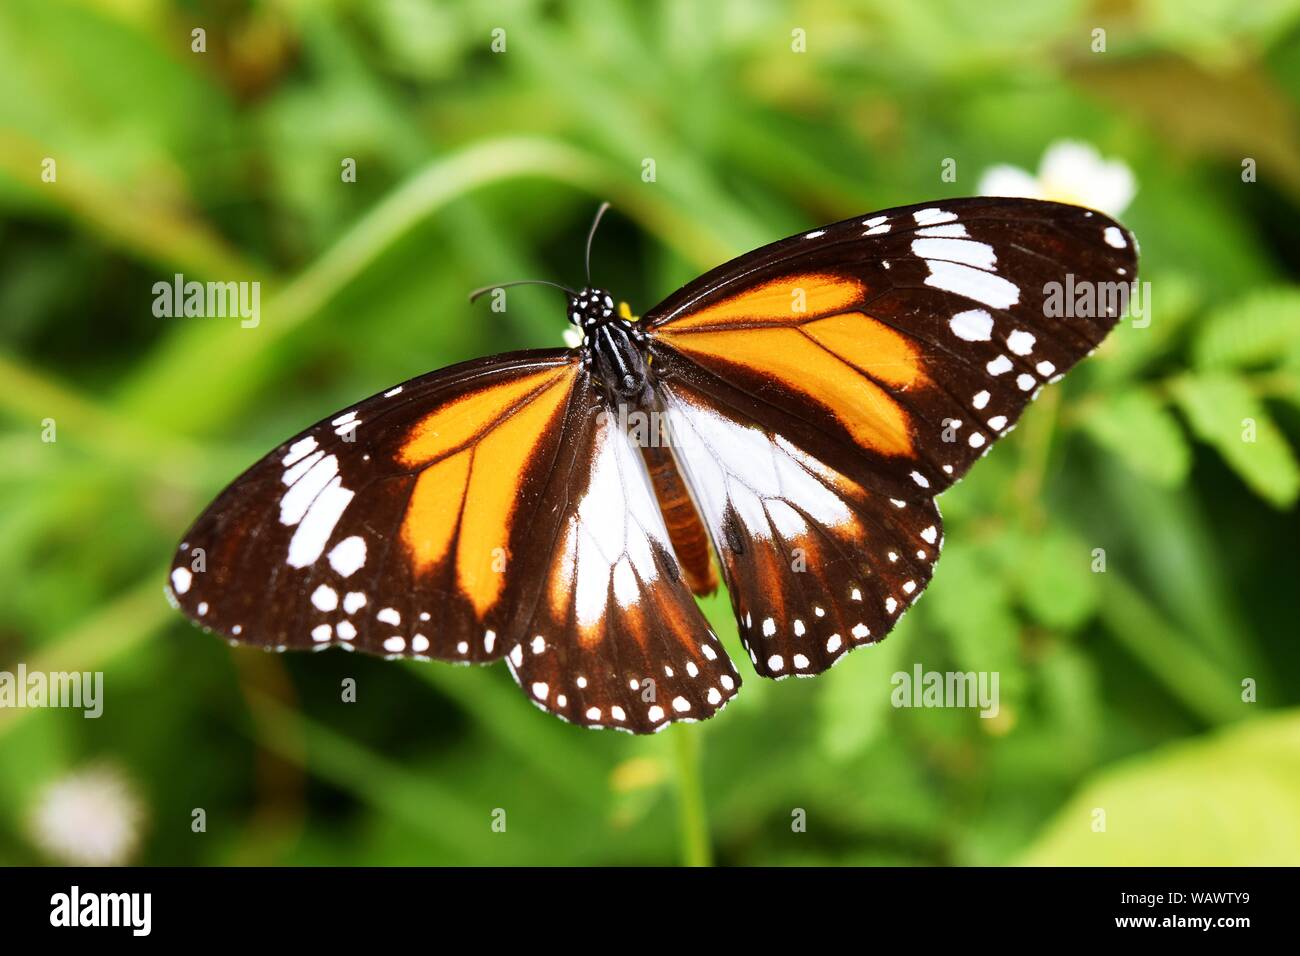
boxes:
[640,440,718,596]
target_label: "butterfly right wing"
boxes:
[640,198,1137,678]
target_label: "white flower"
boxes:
[978,140,1136,217]
[28,764,145,866]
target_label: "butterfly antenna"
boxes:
[468,278,577,305]
[585,201,612,287]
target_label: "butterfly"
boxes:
[167,197,1138,733]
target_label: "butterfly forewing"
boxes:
[646,198,1137,497]
[168,351,587,662]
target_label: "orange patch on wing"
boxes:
[801,312,927,389]
[454,371,574,617]
[398,366,572,467]
[664,273,863,331]
[398,364,576,618]
[662,319,922,457]
[402,451,471,571]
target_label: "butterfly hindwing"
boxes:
[504,381,740,731]
[656,368,942,677]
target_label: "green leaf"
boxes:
[1080,388,1192,487]
[926,543,1026,703]
[1172,373,1300,508]
[1193,286,1300,370]
[1016,527,1099,631]
[1019,709,1300,865]
[816,616,911,761]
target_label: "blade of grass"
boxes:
[0,351,203,478]
[0,129,265,282]
[249,689,525,862]
[115,136,732,436]
[670,725,712,867]
[405,662,609,811]
[1098,573,1248,726]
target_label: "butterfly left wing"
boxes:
[167,348,739,733]
[643,197,1138,676]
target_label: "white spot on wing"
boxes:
[949,309,993,341]
[1007,330,1036,355]
[913,237,997,271]
[915,223,968,238]
[913,207,958,225]
[328,535,366,577]
[282,436,318,468]
[924,260,1019,309]
[311,585,338,611]
[287,478,354,568]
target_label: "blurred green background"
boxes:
[2,0,1299,867]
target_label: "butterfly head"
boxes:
[568,287,619,330]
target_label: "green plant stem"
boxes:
[671,727,712,867]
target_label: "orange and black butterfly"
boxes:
[167,197,1137,733]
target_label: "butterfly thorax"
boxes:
[571,287,651,401]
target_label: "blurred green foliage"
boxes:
[1,0,1299,867]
